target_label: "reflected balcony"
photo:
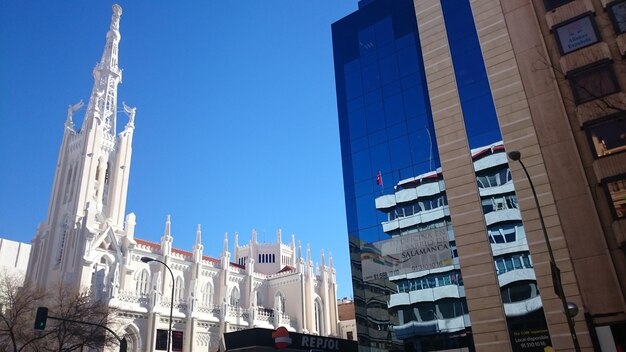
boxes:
[504,295,543,317]
[473,151,507,172]
[478,181,515,197]
[375,182,444,210]
[491,237,530,257]
[392,314,470,339]
[484,208,521,226]
[497,268,536,287]
[389,285,465,308]
[382,206,450,233]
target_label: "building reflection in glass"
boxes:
[441,0,552,348]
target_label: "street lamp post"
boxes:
[142,256,175,352]
[507,151,581,352]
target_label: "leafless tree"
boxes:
[0,271,120,352]
[0,271,49,352]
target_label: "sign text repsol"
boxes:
[301,336,341,350]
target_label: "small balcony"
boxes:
[504,295,543,317]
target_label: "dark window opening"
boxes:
[608,0,626,34]
[585,114,626,158]
[544,0,574,11]
[603,175,626,219]
[155,329,168,350]
[567,60,620,104]
[172,331,183,352]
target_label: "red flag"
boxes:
[376,171,383,186]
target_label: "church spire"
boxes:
[86,4,123,135]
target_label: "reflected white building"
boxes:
[375,142,542,344]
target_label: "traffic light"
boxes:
[34,307,48,330]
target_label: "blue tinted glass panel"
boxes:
[408,130,435,165]
[348,109,366,140]
[384,94,405,126]
[347,96,363,113]
[368,129,388,146]
[364,88,382,105]
[397,45,419,76]
[375,17,394,44]
[345,59,360,74]
[354,179,374,198]
[378,42,395,59]
[382,81,402,98]
[365,101,385,133]
[356,195,378,229]
[351,149,372,183]
[403,86,426,119]
[360,51,377,66]
[396,32,415,49]
[389,136,412,170]
[358,25,376,55]
[447,34,475,56]
[387,122,407,140]
[350,135,369,153]
[370,142,391,174]
[407,114,428,133]
[461,97,500,146]
[344,69,363,100]
[362,62,381,92]
[401,72,421,90]
[459,79,492,103]
[380,55,400,85]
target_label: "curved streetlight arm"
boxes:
[508,151,580,352]
[512,157,556,261]
[142,257,175,352]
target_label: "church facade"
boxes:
[24,5,339,351]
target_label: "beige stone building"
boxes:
[332,0,626,351]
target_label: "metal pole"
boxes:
[508,151,581,351]
[142,257,175,352]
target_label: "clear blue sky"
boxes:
[0,1,356,299]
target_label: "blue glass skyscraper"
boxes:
[330,0,573,351]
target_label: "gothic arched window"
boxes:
[201,282,213,307]
[275,292,285,312]
[230,286,240,307]
[314,299,324,335]
[173,277,184,302]
[136,269,150,296]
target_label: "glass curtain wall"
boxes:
[333,1,473,350]
[440,1,552,351]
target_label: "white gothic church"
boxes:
[25,5,339,351]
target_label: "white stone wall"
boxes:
[0,238,31,278]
